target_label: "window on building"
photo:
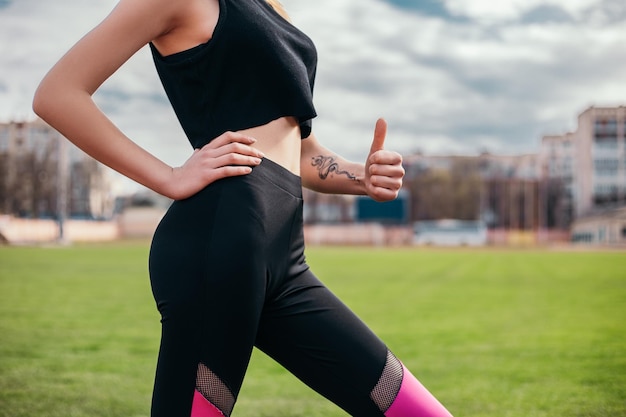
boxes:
[563,157,572,172]
[594,159,619,177]
[593,136,618,150]
[0,129,8,152]
[593,184,620,206]
[594,184,609,196]
[594,183,619,196]
[603,159,618,168]
[594,118,618,137]
[572,232,594,243]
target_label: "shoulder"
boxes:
[148,0,221,54]
[105,0,199,40]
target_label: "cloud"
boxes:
[520,5,574,24]
[0,0,187,163]
[291,0,626,157]
[0,0,115,117]
[0,0,625,194]
[383,0,468,22]
[436,0,626,26]
[442,0,600,23]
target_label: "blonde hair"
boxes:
[266,0,289,20]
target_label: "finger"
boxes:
[368,163,405,178]
[368,149,402,166]
[369,118,387,153]
[368,175,403,191]
[206,131,257,149]
[223,142,265,158]
[213,165,254,178]
[367,185,399,202]
[212,153,263,168]
[202,141,264,159]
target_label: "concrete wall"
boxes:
[0,207,166,244]
[0,215,119,244]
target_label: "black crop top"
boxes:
[150,0,318,149]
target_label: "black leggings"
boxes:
[148,158,451,417]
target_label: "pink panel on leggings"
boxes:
[384,365,453,417]
[191,389,225,417]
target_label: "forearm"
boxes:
[33,89,174,197]
[300,135,367,195]
[301,120,404,201]
[30,0,188,197]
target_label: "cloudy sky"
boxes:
[1,0,625,176]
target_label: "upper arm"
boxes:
[300,133,321,189]
[35,0,181,101]
[300,132,323,168]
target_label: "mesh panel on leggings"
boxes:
[369,350,404,413]
[196,362,235,417]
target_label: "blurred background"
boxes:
[0,0,625,247]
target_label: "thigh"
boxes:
[149,183,268,417]
[255,269,388,417]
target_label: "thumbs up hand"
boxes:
[364,118,405,202]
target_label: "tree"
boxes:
[405,158,482,222]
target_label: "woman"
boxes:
[33,0,453,416]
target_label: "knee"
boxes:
[193,362,236,417]
[370,351,453,417]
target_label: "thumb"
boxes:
[370,118,387,153]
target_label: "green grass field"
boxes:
[0,243,624,417]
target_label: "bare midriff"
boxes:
[237,116,302,176]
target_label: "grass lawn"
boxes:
[0,243,624,417]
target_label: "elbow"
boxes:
[32,76,65,123]
[32,83,52,121]
[33,77,91,125]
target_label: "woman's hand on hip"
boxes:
[364,119,405,202]
[165,131,264,200]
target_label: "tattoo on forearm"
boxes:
[311,155,357,181]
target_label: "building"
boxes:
[413,219,487,246]
[571,207,626,245]
[576,106,626,215]
[0,118,114,219]
[302,188,354,224]
[541,106,626,219]
[403,153,544,231]
[539,133,576,229]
